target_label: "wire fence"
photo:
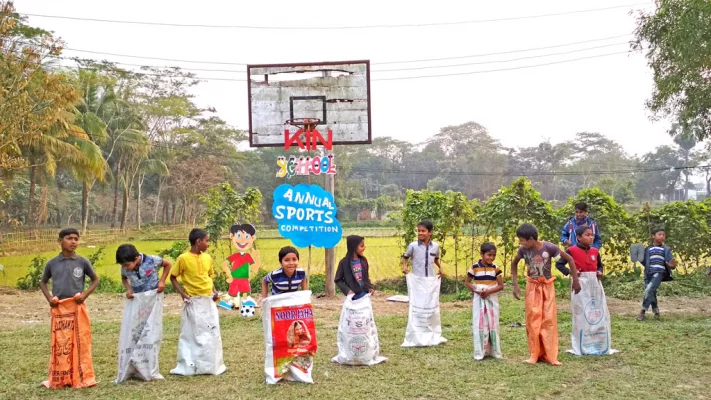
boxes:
[0,225,192,253]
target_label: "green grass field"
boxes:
[0,295,709,399]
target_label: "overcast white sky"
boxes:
[17,0,669,157]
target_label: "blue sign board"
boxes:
[272,184,342,248]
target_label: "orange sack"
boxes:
[524,277,561,366]
[42,297,97,389]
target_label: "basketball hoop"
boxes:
[285,117,321,131]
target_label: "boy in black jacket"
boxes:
[334,235,374,299]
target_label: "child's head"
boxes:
[516,223,539,249]
[575,226,594,247]
[58,228,80,252]
[278,246,300,274]
[651,227,666,244]
[480,242,497,265]
[346,235,365,258]
[574,202,588,220]
[116,244,141,270]
[416,220,434,242]
[188,228,210,252]
[230,223,257,252]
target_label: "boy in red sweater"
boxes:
[556,225,616,356]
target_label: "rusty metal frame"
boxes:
[247,60,372,148]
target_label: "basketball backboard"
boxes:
[247,60,371,147]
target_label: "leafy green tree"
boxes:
[200,184,262,260]
[479,178,557,275]
[633,0,711,140]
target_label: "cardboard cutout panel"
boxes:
[221,223,260,314]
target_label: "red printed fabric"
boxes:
[262,291,318,384]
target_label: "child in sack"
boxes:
[39,228,99,389]
[261,246,308,299]
[115,244,172,383]
[511,223,580,366]
[335,235,375,299]
[169,229,226,376]
[466,242,504,360]
[556,226,616,355]
[332,235,387,366]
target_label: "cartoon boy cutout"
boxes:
[221,223,261,309]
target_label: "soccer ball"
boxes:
[240,305,256,318]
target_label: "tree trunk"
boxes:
[136,173,144,230]
[171,200,177,224]
[111,159,121,228]
[81,181,89,233]
[38,174,48,225]
[28,163,37,226]
[684,154,690,200]
[153,178,162,223]
[120,183,129,231]
[179,197,186,224]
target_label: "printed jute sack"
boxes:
[568,272,617,356]
[401,273,447,347]
[170,296,227,376]
[42,298,96,389]
[115,290,164,383]
[331,294,387,366]
[472,285,502,360]
[262,290,318,384]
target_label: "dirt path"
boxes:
[1,288,708,331]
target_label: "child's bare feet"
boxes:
[525,357,538,364]
[550,361,563,366]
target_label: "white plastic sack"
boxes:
[331,294,387,366]
[170,296,227,376]
[401,273,447,347]
[568,272,617,356]
[262,290,317,384]
[472,284,502,360]
[115,290,164,383]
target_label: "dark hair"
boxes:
[575,202,588,212]
[346,235,365,260]
[230,223,256,236]
[575,225,592,237]
[652,227,665,235]
[480,242,497,254]
[58,228,80,239]
[278,246,299,263]
[116,244,140,264]
[417,220,434,232]
[515,223,538,240]
[188,228,209,245]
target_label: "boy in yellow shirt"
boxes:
[169,229,226,376]
[171,229,219,301]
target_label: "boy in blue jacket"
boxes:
[561,202,601,249]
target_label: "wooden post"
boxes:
[324,171,336,297]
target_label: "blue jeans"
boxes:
[641,272,664,313]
